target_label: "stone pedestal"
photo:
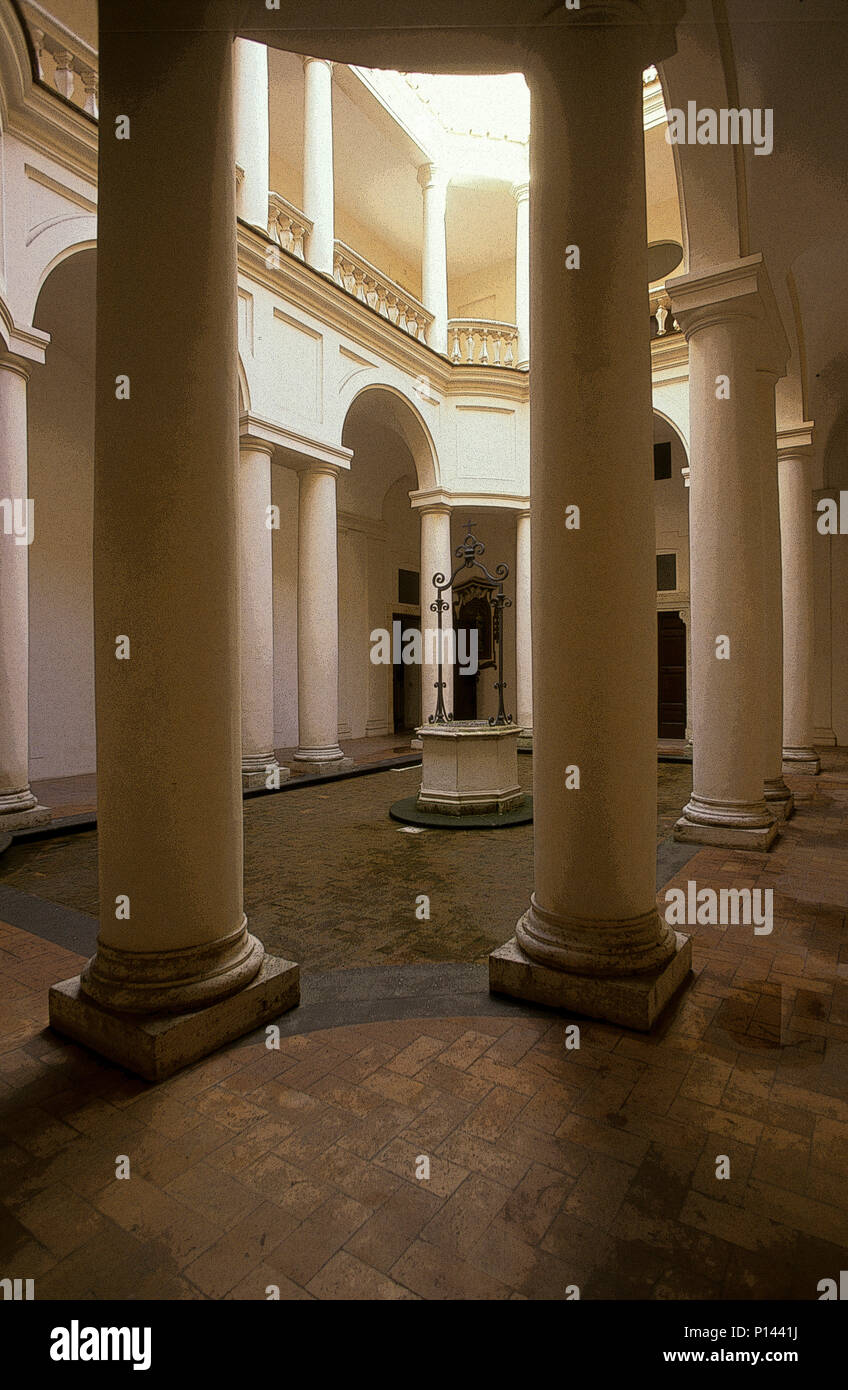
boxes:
[417,722,523,815]
[490,931,692,1032]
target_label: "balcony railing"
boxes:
[333,242,433,346]
[650,289,681,339]
[449,319,520,369]
[268,192,312,262]
[23,1,98,116]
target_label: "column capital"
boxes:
[667,253,790,376]
[417,161,448,194]
[511,180,530,205]
[238,434,275,461]
[302,55,334,75]
[410,487,452,515]
[0,350,33,384]
[529,0,683,69]
[296,459,341,480]
[777,421,815,459]
[516,506,531,521]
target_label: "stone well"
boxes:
[416,720,523,816]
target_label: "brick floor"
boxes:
[0,751,846,1300]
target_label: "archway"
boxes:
[29,246,96,783]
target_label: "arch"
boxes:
[0,0,35,128]
[29,233,97,327]
[652,406,689,461]
[342,382,440,493]
[659,0,746,276]
[237,354,251,415]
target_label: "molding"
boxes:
[777,421,814,458]
[239,411,353,471]
[410,486,530,513]
[338,510,388,540]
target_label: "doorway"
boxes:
[392,615,421,732]
[657,610,687,738]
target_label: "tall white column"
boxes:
[779,426,821,774]
[49,5,298,1082]
[418,163,449,355]
[512,182,530,370]
[669,254,788,850]
[366,530,390,736]
[239,437,287,790]
[490,3,691,1032]
[233,37,269,232]
[302,57,335,275]
[515,507,533,736]
[758,371,794,818]
[293,464,351,769]
[418,502,454,724]
[0,353,49,832]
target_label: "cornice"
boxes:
[666,253,790,376]
[777,421,814,458]
[410,486,530,513]
[239,411,353,471]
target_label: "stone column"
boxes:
[512,182,530,370]
[669,254,788,850]
[758,371,794,818]
[779,426,821,773]
[0,352,49,832]
[48,6,298,1082]
[302,57,335,275]
[515,507,533,742]
[418,163,449,355]
[239,437,287,791]
[233,37,269,231]
[489,3,691,1032]
[292,464,352,770]
[418,502,454,726]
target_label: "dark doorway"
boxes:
[657,611,686,738]
[392,616,420,732]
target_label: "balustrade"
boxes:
[25,2,98,116]
[449,319,520,369]
[333,242,433,345]
[268,192,312,261]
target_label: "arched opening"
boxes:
[29,246,96,785]
[653,410,691,748]
[339,385,439,738]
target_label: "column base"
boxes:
[0,789,51,832]
[673,794,778,851]
[290,749,354,775]
[489,931,692,1032]
[242,757,290,792]
[782,747,821,776]
[49,954,299,1083]
[517,728,533,753]
[764,778,794,819]
[410,736,423,751]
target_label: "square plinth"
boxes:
[416,721,523,815]
[673,815,778,851]
[49,955,300,1082]
[489,932,692,1031]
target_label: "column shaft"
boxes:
[419,505,453,724]
[233,37,269,231]
[490,10,691,1032]
[294,465,349,767]
[49,8,298,1076]
[239,440,286,789]
[513,183,530,370]
[302,58,335,275]
[515,508,533,736]
[419,164,449,355]
[779,443,821,773]
[758,372,793,817]
[0,355,49,830]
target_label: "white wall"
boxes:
[271,463,299,749]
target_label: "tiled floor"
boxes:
[0,750,846,1300]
